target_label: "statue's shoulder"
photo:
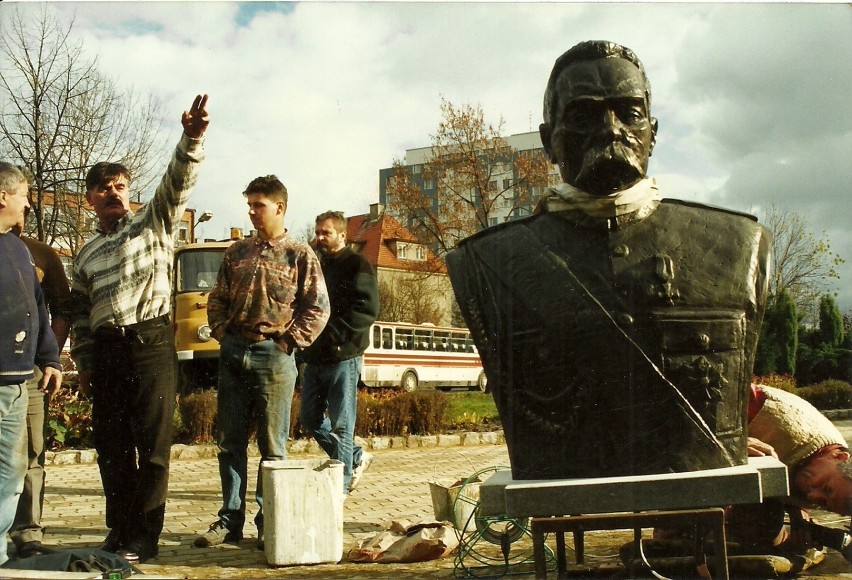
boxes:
[660,198,758,222]
[456,213,547,249]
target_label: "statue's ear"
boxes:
[649,117,659,156]
[539,123,556,163]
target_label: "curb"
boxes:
[822,408,852,420]
[44,430,507,467]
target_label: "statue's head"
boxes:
[540,40,658,195]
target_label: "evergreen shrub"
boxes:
[797,380,852,410]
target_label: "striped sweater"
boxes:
[70,134,204,372]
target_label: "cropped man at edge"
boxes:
[0,161,62,566]
[70,95,210,564]
[301,211,379,494]
[10,209,72,559]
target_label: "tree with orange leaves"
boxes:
[386,98,555,256]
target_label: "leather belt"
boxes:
[95,314,171,338]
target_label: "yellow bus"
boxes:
[172,241,232,392]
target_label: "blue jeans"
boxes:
[11,371,48,546]
[300,356,363,492]
[0,384,28,565]
[216,335,296,534]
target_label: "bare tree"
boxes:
[386,97,554,256]
[0,6,167,254]
[377,275,445,326]
[763,204,844,322]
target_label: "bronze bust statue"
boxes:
[448,41,771,480]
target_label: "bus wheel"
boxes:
[401,371,418,392]
[476,371,488,393]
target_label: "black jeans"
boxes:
[91,316,176,549]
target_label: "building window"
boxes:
[412,164,422,175]
[503,178,511,190]
[395,241,426,262]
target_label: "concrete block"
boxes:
[263,458,344,566]
[479,432,500,445]
[288,439,311,454]
[461,432,481,446]
[52,451,80,465]
[78,450,97,464]
[369,437,391,450]
[437,434,461,447]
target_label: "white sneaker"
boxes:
[349,451,373,492]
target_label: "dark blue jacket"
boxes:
[0,233,61,386]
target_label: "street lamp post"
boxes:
[193,210,213,242]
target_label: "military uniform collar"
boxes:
[537,178,660,228]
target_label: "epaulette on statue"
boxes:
[661,198,758,222]
[456,213,542,246]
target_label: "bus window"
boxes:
[414,329,433,351]
[372,326,382,349]
[434,331,450,351]
[382,328,393,350]
[451,332,467,352]
[464,335,475,353]
[397,328,414,350]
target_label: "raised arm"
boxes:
[182,94,209,139]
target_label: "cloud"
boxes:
[8,2,852,310]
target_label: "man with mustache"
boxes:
[449,40,771,481]
[70,95,209,564]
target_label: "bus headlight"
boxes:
[196,324,213,342]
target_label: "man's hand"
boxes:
[181,94,209,139]
[39,366,63,398]
[77,369,92,397]
[747,436,778,458]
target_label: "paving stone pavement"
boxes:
[15,422,852,578]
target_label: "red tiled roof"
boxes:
[347,211,446,274]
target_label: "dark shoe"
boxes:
[99,529,124,553]
[16,541,57,558]
[194,520,242,548]
[118,539,158,564]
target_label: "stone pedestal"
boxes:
[479,456,788,518]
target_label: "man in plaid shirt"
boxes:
[70,95,209,564]
[195,174,329,551]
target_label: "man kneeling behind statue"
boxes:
[733,383,852,560]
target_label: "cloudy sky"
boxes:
[6,2,852,310]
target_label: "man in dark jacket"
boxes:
[301,211,379,494]
[0,161,62,566]
[10,215,72,559]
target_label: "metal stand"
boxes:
[530,508,728,579]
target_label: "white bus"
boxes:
[361,321,487,392]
